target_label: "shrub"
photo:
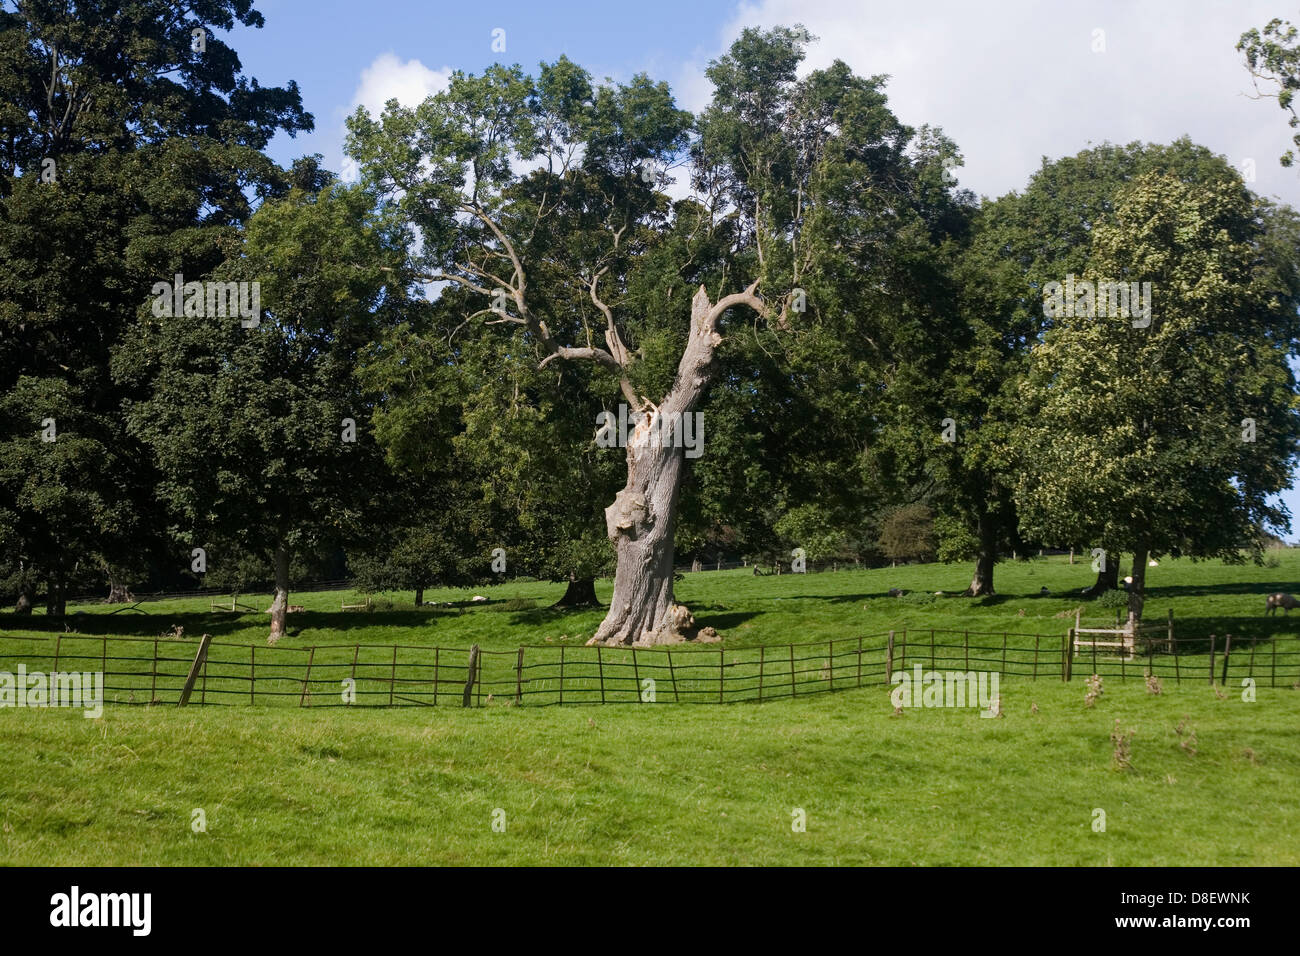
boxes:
[1098,588,1128,609]
[898,590,938,606]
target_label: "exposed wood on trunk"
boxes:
[267,545,290,645]
[588,284,763,646]
[1127,543,1149,628]
[965,511,996,597]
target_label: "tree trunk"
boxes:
[966,512,996,597]
[553,575,600,608]
[1084,553,1120,595]
[45,575,65,617]
[691,557,702,573]
[268,546,290,644]
[1127,544,1148,628]
[13,581,34,614]
[588,286,726,647]
[106,570,134,604]
[415,585,424,607]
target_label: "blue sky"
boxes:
[225,0,1300,537]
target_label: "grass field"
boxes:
[2,552,1299,865]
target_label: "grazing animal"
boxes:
[1265,592,1299,615]
[1039,586,1050,596]
[888,587,905,597]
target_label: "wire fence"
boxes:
[1,626,1296,710]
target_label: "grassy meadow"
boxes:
[1,550,1298,865]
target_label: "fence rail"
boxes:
[1,627,1296,709]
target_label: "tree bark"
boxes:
[13,581,34,614]
[588,286,732,646]
[268,545,290,644]
[415,585,424,607]
[966,512,997,597]
[106,570,134,604]
[553,575,600,608]
[1127,544,1148,628]
[1083,553,1120,595]
[45,575,65,617]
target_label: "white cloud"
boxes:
[684,0,1300,207]
[340,53,452,182]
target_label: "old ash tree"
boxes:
[348,27,963,646]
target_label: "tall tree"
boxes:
[1015,165,1300,624]
[348,29,963,645]
[0,0,310,613]
[115,180,402,641]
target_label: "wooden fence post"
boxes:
[789,643,796,697]
[1063,630,1073,682]
[1208,634,1217,685]
[930,629,935,670]
[150,637,158,702]
[597,645,606,704]
[1220,634,1233,686]
[462,644,480,708]
[299,646,316,707]
[758,645,765,702]
[558,646,564,705]
[389,646,397,706]
[632,648,640,702]
[827,640,834,691]
[719,649,725,702]
[667,647,679,702]
[53,635,61,674]
[250,645,255,704]
[515,647,524,705]
[885,631,894,686]
[1032,633,1039,679]
[177,633,214,707]
[1271,632,1277,688]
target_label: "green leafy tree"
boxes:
[1015,166,1300,624]
[347,28,964,645]
[115,181,402,641]
[0,0,310,613]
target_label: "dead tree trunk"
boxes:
[267,545,290,645]
[553,575,600,608]
[588,286,738,646]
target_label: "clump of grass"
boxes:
[1145,673,1162,695]
[497,598,537,612]
[1111,719,1135,771]
[1085,673,1104,708]
[898,590,937,606]
[1175,715,1197,756]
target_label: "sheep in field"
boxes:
[1265,593,1299,615]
